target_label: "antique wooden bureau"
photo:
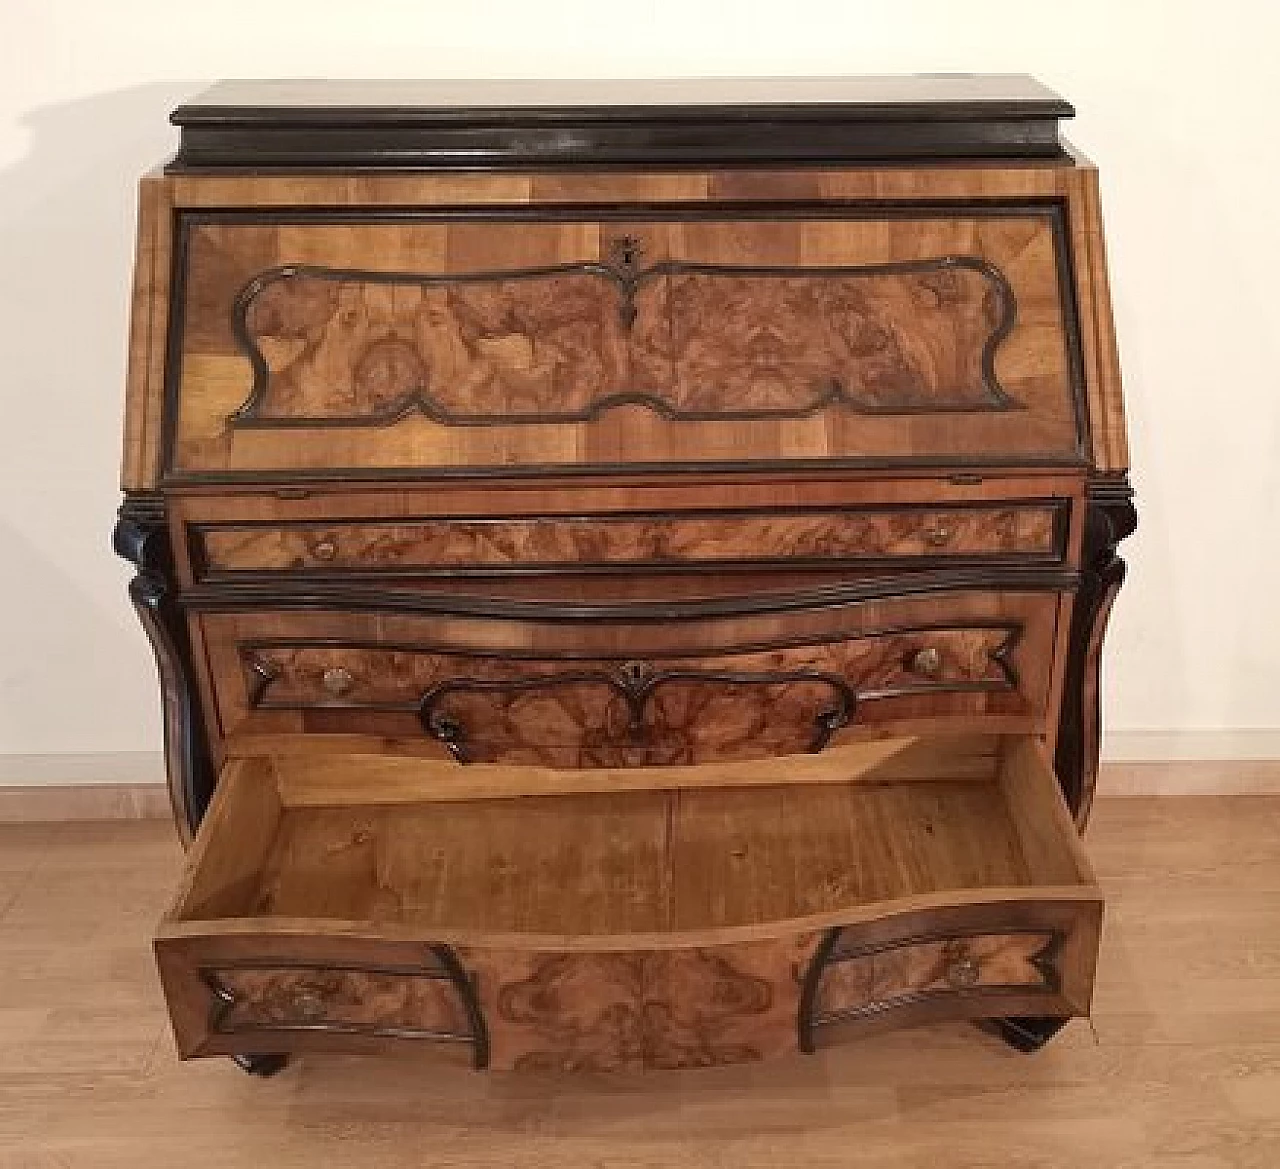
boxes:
[114,76,1136,1076]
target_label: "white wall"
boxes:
[1,0,1277,782]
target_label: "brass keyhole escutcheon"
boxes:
[923,524,953,548]
[609,234,645,274]
[310,537,339,562]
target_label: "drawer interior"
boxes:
[156,734,1101,1066]
[165,734,1097,940]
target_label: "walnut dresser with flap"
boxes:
[114,76,1136,1076]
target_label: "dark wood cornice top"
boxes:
[168,75,1074,171]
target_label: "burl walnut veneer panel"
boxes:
[464,938,818,1072]
[206,964,471,1040]
[195,589,1060,762]
[812,931,1058,1023]
[195,503,1062,577]
[168,214,1082,478]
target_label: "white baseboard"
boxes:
[0,739,1276,821]
[0,751,164,786]
[1103,728,1280,761]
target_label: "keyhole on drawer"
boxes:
[609,235,645,274]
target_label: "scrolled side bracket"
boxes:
[114,492,215,843]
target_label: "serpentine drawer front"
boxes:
[155,735,1102,1070]
[193,589,1061,764]
[117,77,1135,1073]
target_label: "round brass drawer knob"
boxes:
[292,989,325,1020]
[910,646,943,677]
[946,956,982,988]
[923,524,953,547]
[322,667,355,696]
[310,538,339,562]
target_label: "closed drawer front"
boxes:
[193,502,1067,579]
[197,590,1060,764]
[206,960,470,1040]
[168,209,1082,479]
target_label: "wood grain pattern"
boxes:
[194,589,1058,758]
[166,735,1092,942]
[230,259,1012,425]
[1066,165,1129,472]
[197,504,1061,575]
[814,931,1057,1021]
[464,938,817,1071]
[121,177,162,489]
[169,214,1080,477]
[266,735,1001,804]
[121,158,1129,491]
[237,268,629,424]
[207,963,469,1038]
[151,735,1100,1067]
[230,626,1016,765]
[116,113,1132,1076]
[163,160,1077,210]
[420,672,852,766]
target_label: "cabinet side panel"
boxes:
[121,174,174,490]
[1067,167,1129,472]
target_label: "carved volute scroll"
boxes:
[226,255,1017,428]
[1054,473,1138,827]
[113,493,215,842]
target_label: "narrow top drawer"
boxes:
[165,208,1085,481]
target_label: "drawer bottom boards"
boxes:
[155,735,1102,1071]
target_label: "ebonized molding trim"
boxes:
[160,201,1089,482]
[168,76,1073,171]
[187,498,1072,583]
[418,664,855,762]
[234,622,1021,666]
[798,926,1063,1054]
[1054,472,1137,826]
[226,255,1018,429]
[202,945,490,1069]
[237,625,1019,726]
[179,568,1078,623]
[113,493,215,842]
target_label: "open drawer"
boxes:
[155,735,1102,1072]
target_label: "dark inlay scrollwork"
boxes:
[203,945,490,1069]
[225,253,1019,429]
[417,661,856,764]
[797,927,1062,1054]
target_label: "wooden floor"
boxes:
[2,796,1278,1168]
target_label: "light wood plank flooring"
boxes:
[1,796,1278,1168]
